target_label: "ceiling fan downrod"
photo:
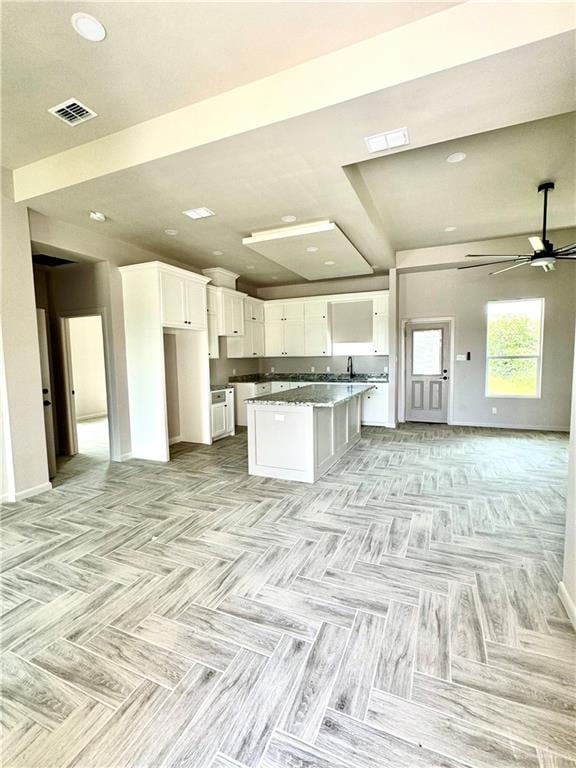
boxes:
[538,181,555,251]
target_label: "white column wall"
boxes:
[1,195,50,501]
[560,321,576,628]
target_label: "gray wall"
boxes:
[399,263,575,429]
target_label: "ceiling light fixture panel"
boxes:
[71,12,106,42]
[182,207,215,220]
[364,127,409,153]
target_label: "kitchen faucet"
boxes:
[346,356,354,378]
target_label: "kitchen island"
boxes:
[245,383,374,483]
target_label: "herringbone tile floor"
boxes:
[1,424,574,768]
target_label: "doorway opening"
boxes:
[61,314,110,462]
[400,318,454,424]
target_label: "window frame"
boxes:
[485,297,544,399]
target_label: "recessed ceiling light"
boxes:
[164,228,178,236]
[89,210,106,222]
[365,127,409,153]
[446,152,466,163]
[71,12,106,42]
[306,246,319,253]
[246,265,255,270]
[444,226,457,232]
[212,250,224,256]
[324,261,336,266]
[182,207,215,220]
[281,215,297,223]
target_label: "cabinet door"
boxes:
[245,298,264,324]
[208,314,219,359]
[211,402,227,438]
[305,319,331,356]
[305,301,328,320]
[232,295,245,336]
[160,272,187,328]
[265,323,284,356]
[284,321,306,356]
[284,302,305,322]
[252,323,265,358]
[372,294,389,355]
[361,391,388,425]
[225,391,234,433]
[265,303,284,323]
[185,280,207,330]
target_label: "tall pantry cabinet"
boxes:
[120,262,212,462]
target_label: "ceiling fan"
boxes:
[458,182,576,275]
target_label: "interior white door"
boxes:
[405,322,450,423]
[36,309,57,478]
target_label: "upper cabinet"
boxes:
[216,288,245,337]
[159,266,208,330]
[264,301,306,356]
[304,301,331,356]
[228,296,265,358]
[372,294,389,355]
[207,286,220,359]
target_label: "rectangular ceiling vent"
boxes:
[48,98,97,126]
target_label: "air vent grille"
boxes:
[48,98,97,126]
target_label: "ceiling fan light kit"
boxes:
[458,181,575,276]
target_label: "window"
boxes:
[486,298,544,398]
[412,329,443,376]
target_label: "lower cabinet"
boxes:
[211,389,235,440]
[361,383,389,426]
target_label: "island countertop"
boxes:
[245,383,374,408]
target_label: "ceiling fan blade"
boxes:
[466,254,530,258]
[553,242,576,255]
[457,261,521,270]
[529,235,545,251]
[490,261,532,276]
[555,255,576,260]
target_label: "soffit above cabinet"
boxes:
[242,221,373,281]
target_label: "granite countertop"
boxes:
[210,383,233,392]
[229,372,389,384]
[245,383,375,407]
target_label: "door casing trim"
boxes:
[399,316,455,425]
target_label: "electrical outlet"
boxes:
[311,366,315,373]
[492,407,497,415]
[271,366,275,373]
[326,366,331,372]
[232,368,236,376]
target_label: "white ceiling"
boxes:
[3,3,575,286]
[354,112,576,251]
[22,31,576,285]
[1,0,457,168]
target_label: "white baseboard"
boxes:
[169,435,182,445]
[5,481,53,503]
[450,421,569,432]
[77,412,108,422]
[558,582,576,630]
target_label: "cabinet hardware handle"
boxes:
[43,400,51,406]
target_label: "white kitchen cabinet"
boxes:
[208,314,219,359]
[219,289,245,336]
[265,303,285,323]
[264,322,284,357]
[245,297,265,324]
[251,323,265,357]
[361,383,389,426]
[372,294,389,355]
[211,388,235,440]
[232,381,271,426]
[264,301,306,356]
[120,262,212,462]
[160,270,207,330]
